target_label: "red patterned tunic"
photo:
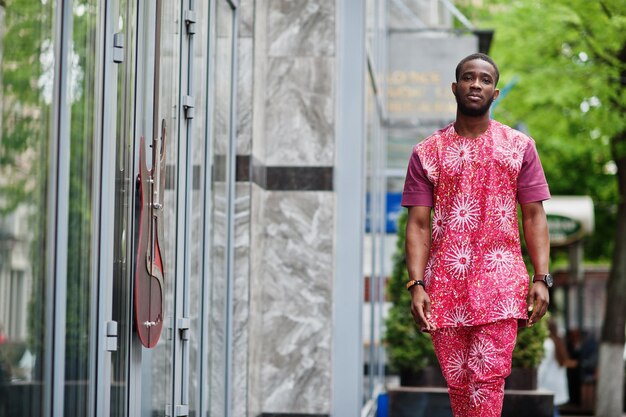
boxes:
[401,120,550,329]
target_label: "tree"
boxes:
[461,1,626,415]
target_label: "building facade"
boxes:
[0,0,388,416]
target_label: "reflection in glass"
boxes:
[63,1,99,415]
[188,0,210,414]
[207,1,234,415]
[111,0,132,415]
[0,0,54,415]
[139,1,179,415]
[363,0,387,403]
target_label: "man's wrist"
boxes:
[406,279,425,292]
[532,273,553,288]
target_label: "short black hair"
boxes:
[455,53,500,86]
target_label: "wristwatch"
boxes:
[532,273,553,288]
[406,279,425,291]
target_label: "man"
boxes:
[401,53,551,417]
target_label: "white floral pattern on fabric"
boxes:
[469,339,497,376]
[449,195,480,232]
[494,298,521,320]
[469,382,490,407]
[443,305,472,327]
[447,351,470,383]
[424,259,434,285]
[421,155,440,184]
[494,195,516,232]
[445,138,475,173]
[444,242,473,277]
[501,140,527,171]
[484,245,514,273]
[432,209,446,240]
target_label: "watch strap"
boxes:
[406,279,425,291]
[532,273,553,287]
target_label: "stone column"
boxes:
[247,1,336,415]
[232,1,255,416]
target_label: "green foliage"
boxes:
[461,0,626,262]
[384,209,438,374]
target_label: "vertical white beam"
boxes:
[333,0,366,416]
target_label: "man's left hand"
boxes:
[527,282,549,327]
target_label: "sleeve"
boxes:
[401,148,434,207]
[517,140,551,204]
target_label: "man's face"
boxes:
[452,59,500,117]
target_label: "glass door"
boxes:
[133,1,179,416]
[0,1,55,415]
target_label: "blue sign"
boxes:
[365,192,405,234]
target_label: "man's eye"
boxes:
[482,78,492,84]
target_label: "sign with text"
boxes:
[387,33,478,122]
[543,196,594,247]
[547,214,583,246]
[365,192,405,234]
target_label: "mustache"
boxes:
[454,91,494,117]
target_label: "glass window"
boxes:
[0,0,55,415]
[111,0,133,415]
[138,1,179,415]
[207,1,235,415]
[363,0,387,407]
[188,0,210,414]
[63,0,101,414]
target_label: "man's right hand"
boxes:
[410,286,436,331]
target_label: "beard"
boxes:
[455,91,494,117]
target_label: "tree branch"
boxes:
[599,0,613,19]
[568,6,626,71]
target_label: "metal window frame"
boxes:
[128,1,160,415]
[171,0,195,413]
[223,3,239,415]
[45,0,72,415]
[333,0,366,416]
[198,0,217,413]
[87,0,123,416]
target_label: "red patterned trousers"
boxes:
[431,319,518,417]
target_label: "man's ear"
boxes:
[493,88,500,101]
[451,82,457,96]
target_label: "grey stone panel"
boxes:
[264,57,334,166]
[237,37,253,155]
[267,0,335,57]
[248,185,333,414]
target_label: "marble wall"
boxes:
[233,0,254,415]
[243,0,337,415]
[249,186,334,415]
[252,0,335,167]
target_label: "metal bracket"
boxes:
[178,317,190,341]
[167,316,174,340]
[175,405,189,416]
[105,321,118,352]
[165,404,189,417]
[113,32,124,63]
[184,10,197,35]
[182,95,195,119]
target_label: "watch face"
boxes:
[545,274,554,287]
